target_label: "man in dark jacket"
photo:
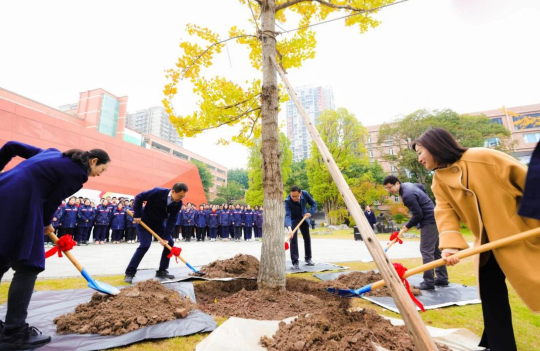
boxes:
[285,185,317,270]
[124,183,188,283]
[519,142,540,220]
[383,175,449,289]
[364,205,377,229]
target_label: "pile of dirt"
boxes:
[54,280,196,336]
[193,254,259,278]
[325,271,422,298]
[261,308,452,351]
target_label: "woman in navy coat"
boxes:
[0,141,109,349]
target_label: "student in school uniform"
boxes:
[76,198,95,246]
[204,204,211,240]
[182,204,195,242]
[228,204,235,239]
[208,205,219,242]
[94,199,112,245]
[217,205,223,239]
[255,206,264,241]
[110,202,126,244]
[243,205,255,241]
[125,201,137,244]
[231,204,243,242]
[58,196,78,239]
[49,205,63,248]
[175,205,184,242]
[195,204,208,242]
[219,205,231,241]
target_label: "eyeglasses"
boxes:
[384,185,394,191]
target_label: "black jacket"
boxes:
[134,187,183,232]
[519,142,540,220]
[399,182,435,229]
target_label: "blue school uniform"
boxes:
[0,141,89,270]
[219,209,231,239]
[111,207,126,241]
[243,209,254,240]
[59,204,78,229]
[254,210,264,238]
[76,204,95,243]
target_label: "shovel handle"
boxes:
[385,229,405,252]
[370,226,540,292]
[46,231,84,273]
[286,216,308,243]
[126,209,173,251]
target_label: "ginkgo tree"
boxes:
[163,0,396,291]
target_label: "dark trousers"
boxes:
[290,221,312,263]
[419,223,448,284]
[93,225,108,241]
[229,224,234,238]
[220,226,229,239]
[209,227,218,239]
[183,226,194,242]
[478,253,517,351]
[0,256,40,330]
[126,227,137,241]
[196,226,205,241]
[205,226,209,239]
[125,226,173,275]
[173,225,181,239]
[76,227,91,243]
[255,226,262,238]
[57,227,75,238]
[234,226,242,240]
[111,229,124,242]
[244,226,253,240]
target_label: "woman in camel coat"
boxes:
[412,128,540,351]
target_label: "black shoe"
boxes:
[0,324,51,350]
[434,279,449,287]
[124,274,134,284]
[418,281,435,290]
[305,259,315,266]
[0,320,4,335]
[292,262,300,270]
[156,270,175,279]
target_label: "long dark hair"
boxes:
[62,149,110,174]
[412,128,468,167]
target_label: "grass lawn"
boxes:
[1,253,538,350]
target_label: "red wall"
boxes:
[0,94,207,205]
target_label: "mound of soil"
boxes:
[54,280,196,336]
[193,254,259,278]
[326,271,422,298]
[261,308,451,351]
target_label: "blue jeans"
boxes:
[125,226,173,276]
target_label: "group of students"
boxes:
[50,196,138,246]
[174,203,264,242]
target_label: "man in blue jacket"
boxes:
[383,175,449,290]
[124,183,188,283]
[285,185,317,270]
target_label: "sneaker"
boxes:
[156,270,175,279]
[434,279,449,287]
[305,259,315,266]
[124,274,134,284]
[95,241,100,245]
[0,324,51,350]
[418,281,435,290]
[292,262,300,270]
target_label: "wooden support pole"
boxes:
[273,58,437,351]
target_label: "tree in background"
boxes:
[190,159,213,198]
[228,168,249,189]
[246,133,292,206]
[210,197,227,206]
[285,160,310,195]
[217,181,245,204]
[163,0,397,290]
[377,109,514,194]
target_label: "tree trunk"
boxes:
[257,0,286,291]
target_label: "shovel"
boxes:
[126,210,205,276]
[284,216,308,250]
[362,229,405,263]
[329,226,540,297]
[46,231,120,295]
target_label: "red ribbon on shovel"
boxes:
[393,263,425,312]
[45,234,76,258]
[167,246,182,263]
[389,231,403,245]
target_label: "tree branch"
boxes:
[277,0,365,12]
[190,107,261,133]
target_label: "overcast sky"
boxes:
[1,0,539,169]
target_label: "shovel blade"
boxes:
[88,280,120,295]
[326,284,372,298]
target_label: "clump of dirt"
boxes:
[326,271,422,298]
[193,254,259,278]
[54,280,196,336]
[261,308,451,351]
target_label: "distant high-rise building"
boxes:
[285,85,335,162]
[126,106,183,147]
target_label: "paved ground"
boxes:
[2,238,456,281]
